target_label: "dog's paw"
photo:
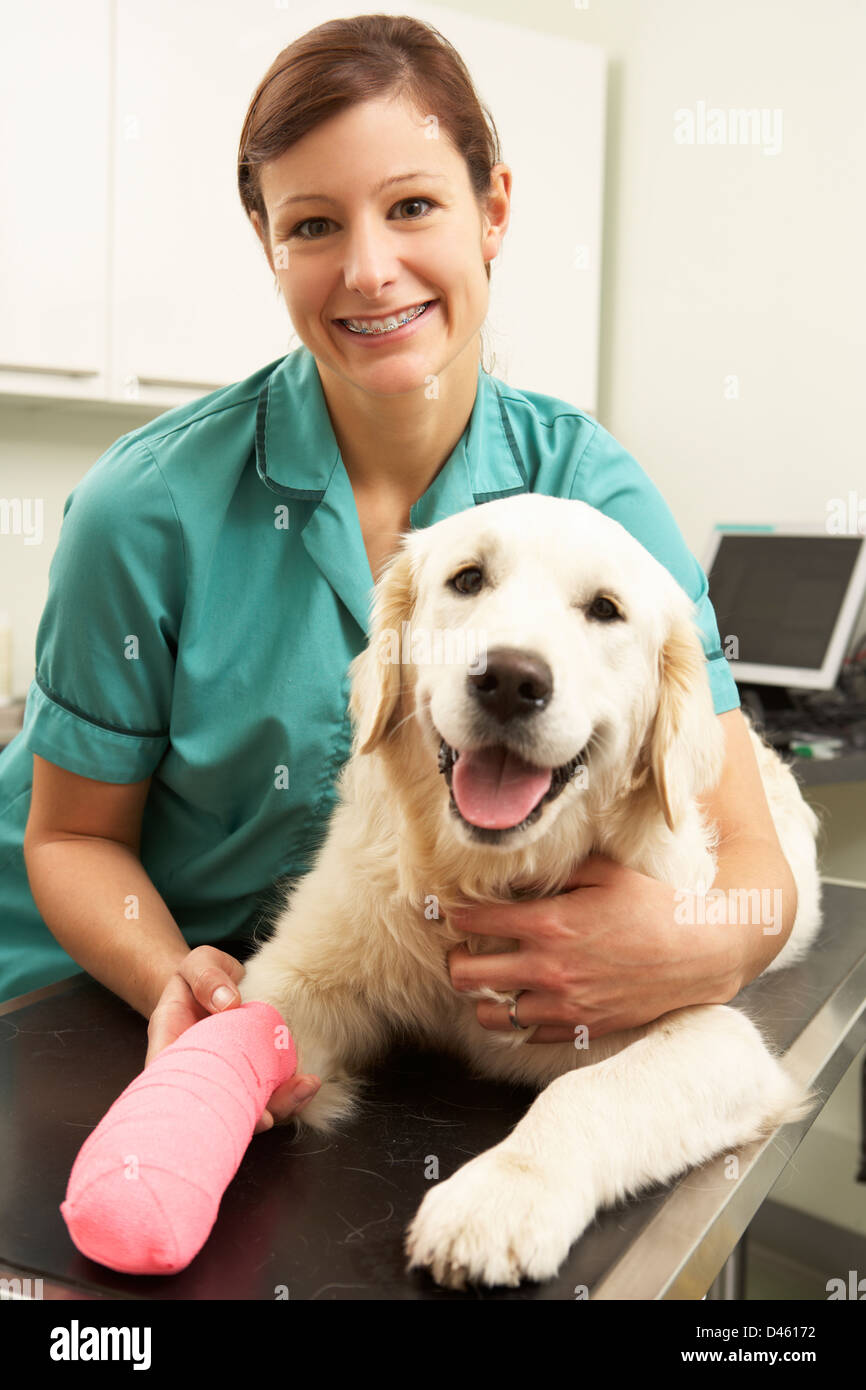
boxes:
[404,1145,590,1290]
[287,1072,366,1136]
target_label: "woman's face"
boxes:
[251,93,510,395]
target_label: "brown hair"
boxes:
[237,12,503,372]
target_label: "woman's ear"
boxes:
[348,544,417,756]
[649,616,726,832]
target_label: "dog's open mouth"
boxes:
[437,736,586,834]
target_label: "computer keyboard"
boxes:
[759,717,866,755]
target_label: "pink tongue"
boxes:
[451,745,552,829]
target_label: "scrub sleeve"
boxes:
[0,440,182,1002]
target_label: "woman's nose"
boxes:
[341,218,400,298]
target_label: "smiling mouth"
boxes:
[336,300,436,334]
[436,734,588,839]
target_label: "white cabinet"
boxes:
[0,0,111,400]
[110,0,295,403]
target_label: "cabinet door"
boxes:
[112,0,296,403]
[0,0,110,399]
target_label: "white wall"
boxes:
[451,0,866,563]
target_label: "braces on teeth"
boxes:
[343,303,429,334]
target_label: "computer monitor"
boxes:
[703,525,866,691]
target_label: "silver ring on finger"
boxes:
[507,989,530,1031]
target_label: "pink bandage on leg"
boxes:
[60,1001,296,1275]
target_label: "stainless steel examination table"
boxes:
[0,881,864,1301]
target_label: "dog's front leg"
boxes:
[405,1003,814,1290]
[238,938,390,1136]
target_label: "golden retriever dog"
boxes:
[239,493,822,1290]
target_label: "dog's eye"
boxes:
[587,594,622,621]
[450,566,483,595]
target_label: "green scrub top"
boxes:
[0,344,740,1003]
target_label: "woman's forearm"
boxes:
[708,834,798,991]
[23,836,191,1018]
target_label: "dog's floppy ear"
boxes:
[648,615,726,833]
[348,542,417,756]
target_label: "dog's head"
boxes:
[348,495,725,849]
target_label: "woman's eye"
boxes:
[288,196,436,241]
[397,197,434,221]
[450,566,483,595]
[290,217,330,241]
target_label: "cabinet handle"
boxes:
[0,363,99,377]
[132,375,227,391]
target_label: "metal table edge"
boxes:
[591,943,866,1300]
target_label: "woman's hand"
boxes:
[445,854,742,1042]
[145,944,320,1134]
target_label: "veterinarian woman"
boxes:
[0,14,799,1131]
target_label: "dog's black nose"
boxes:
[468,648,553,725]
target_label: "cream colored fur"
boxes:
[239,494,822,1290]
